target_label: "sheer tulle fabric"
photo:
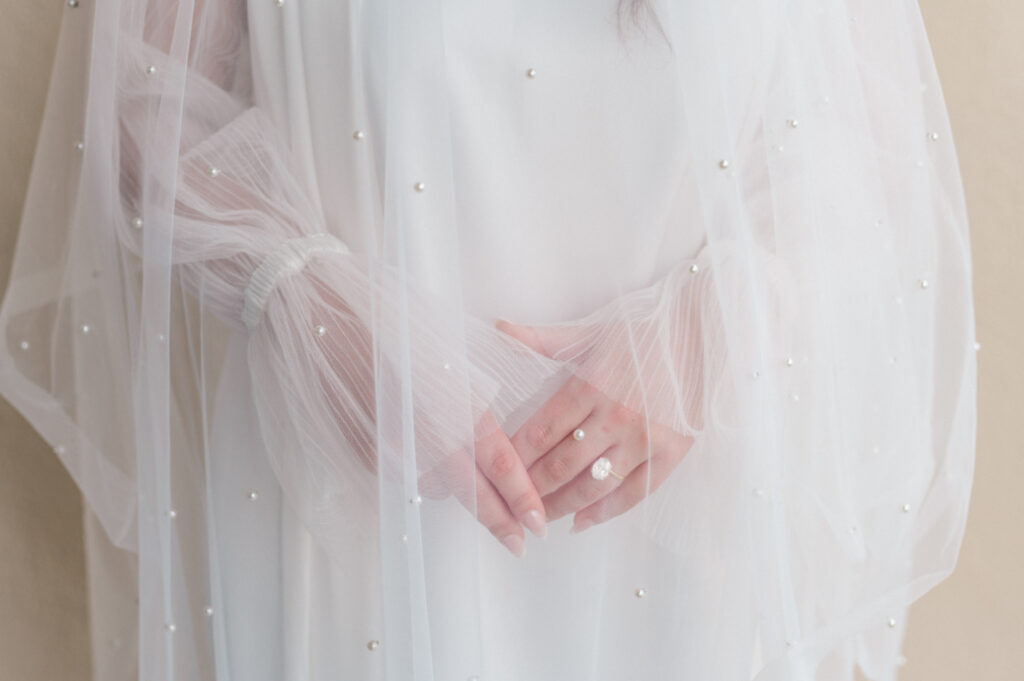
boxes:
[0,1,975,680]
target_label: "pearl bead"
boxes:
[131,216,144,229]
[410,495,422,505]
[145,65,157,75]
[751,370,760,379]
[788,119,799,128]
[274,0,284,5]
[413,182,426,192]
[526,68,536,79]
[887,617,897,628]
[401,533,408,543]
[247,490,259,501]
[315,324,326,337]
[443,361,451,370]
[718,159,730,170]
[19,340,29,350]
[367,640,380,651]
[929,132,940,141]
[918,278,929,289]
[166,622,176,633]
[204,606,214,616]
[634,587,646,598]
[353,130,364,141]
[74,141,84,151]
[572,428,585,441]
[974,341,981,351]
[80,323,90,334]
[207,166,221,178]
[688,263,699,274]
[67,0,79,7]
[785,357,794,367]
[902,503,911,513]
[168,509,178,519]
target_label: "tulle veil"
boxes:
[0,0,975,679]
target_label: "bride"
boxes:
[0,0,976,679]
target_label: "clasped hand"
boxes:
[420,319,695,557]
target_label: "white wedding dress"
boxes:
[0,1,976,680]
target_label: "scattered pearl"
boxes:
[788,119,799,128]
[634,587,646,598]
[443,361,452,371]
[274,0,284,5]
[166,622,177,633]
[168,509,178,519]
[352,130,364,141]
[74,141,84,151]
[413,182,426,193]
[887,617,897,628]
[247,490,259,501]
[751,370,760,379]
[974,341,981,351]
[67,0,79,7]
[688,263,699,274]
[718,159,730,170]
[367,640,380,651]
[902,503,911,513]
[785,357,794,367]
[145,65,157,75]
[80,323,91,334]
[929,132,940,141]
[526,68,536,79]
[315,324,326,337]
[204,606,214,616]
[918,278,929,289]
[131,216,144,229]
[572,428,585,441]
[19,340,29,350]
[409,495,422,505]
[207,166,221,178]
[401,533,409,543]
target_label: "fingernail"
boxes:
[521,510,548,539]
[569,518,594,535]
[500,534,526,557]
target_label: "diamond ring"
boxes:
[590,457,625,482]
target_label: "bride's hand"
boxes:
[497,320,695,533]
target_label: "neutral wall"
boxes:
[0,2,1019,680]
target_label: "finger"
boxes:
[510,375,596,469]
[424,447,529,557]
[475,424,549,539]
[495,319,580,357]
[527,409,615,497]
[541,444,643,522]
[569,459,663,533]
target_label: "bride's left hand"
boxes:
[497,321,695,534]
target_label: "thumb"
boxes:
[495,319,579,358]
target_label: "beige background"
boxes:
[0,1,1020,679]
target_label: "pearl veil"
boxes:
[0,0,975,680]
